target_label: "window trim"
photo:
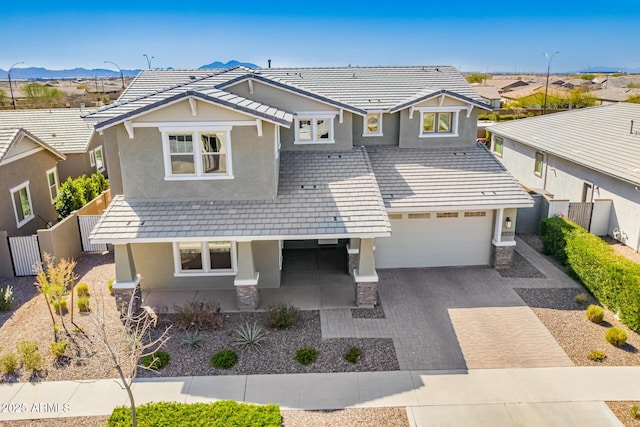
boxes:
[45,167,59,204]
[10,181,35,229]
[362,112,383,137]
[494,136,504,158]
[160,126,234,181]
[89,150,96,166]
[534,152,544,177]
[172,241,237,277]
[293,113,336,144]
[416,107,464,138]
[94,145,105,172]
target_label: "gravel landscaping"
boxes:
[351,297,386,319]
[497,250,546,278]
[606,401,640,427]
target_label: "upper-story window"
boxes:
[161,127,233,180]
[363,113,383,136]
[294,114,336,144]
[494,136,504,157]
[10,181,34,228]
[534,152,544,177]
[94,146,105,172]
[416,107,463,138]
[46,167,59,204]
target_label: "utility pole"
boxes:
[8,62,24,110]
[542,51,559,115]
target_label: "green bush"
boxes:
[295,347,318,365]
[49,341,68,359]
[587,349,606,362]
[267,302,299,329]
[54,172,109,219]
[0,353,19,375]
[76,283,90,297]
[107,400,281,427]
[0,286,13,311]
[210,349,238,369]
[77,296,90,313]
[585,305,604,324]
[17,341,43,371]
[51,297,68,314]
[344,346,362,364]
[141,351,170,370]
[605,327,628,347]
[540,216,640,332]
[91,171,109,193]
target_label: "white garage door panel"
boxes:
[375,213,492,268]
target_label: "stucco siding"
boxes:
[0,149,59,237]
[103,127,123,196]
[117,123,278,200]
[493,136,545,191]
[135,98,253,123]
[56,133,106,181]
[252,240,281,288]
[352,113,400,146]
[280,111,353,151]
[225,80,335,112]
[398,108,479,148]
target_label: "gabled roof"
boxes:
[0,127,66,164]
[489,103,640,186]
[0,108,95,153]
[389,89,491,113]
[367,143,533,210]
[90,147,390,243]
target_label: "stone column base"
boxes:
[236,285,259,311]
[348,253,359,276]
[354,282,377,308]
[491,243,515,269]
[114,284,142,317]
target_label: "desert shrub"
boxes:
[180,331,204,349]
[631,403,639,420]
[0,353,19,375]
[267,302,299,329]
[76,283,90,297]
[77,296,90,312]
[106,401,281,427]
[585,305,604,324]
[295,347,317,365]
[141,351,170,370]
[17,341,43,371]
[587,349,606,362]
[107,279,114,296]
[234,322,266,351]
[49,341,68,359]
[51,297,68,314]
[210,349,237,369]
[174,301,222,331]
[605,327,628,347]
[574,293,588,306]
[0,286,13,311]
[344,346,362,364]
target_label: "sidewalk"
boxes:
[1,367,638,424]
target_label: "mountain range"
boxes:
[0,60,259,80]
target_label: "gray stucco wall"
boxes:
[56,133,107,181]
[399,108,479,148]
[131,240,281,290]
[37,211,82,262]
[352,113,400,146]
[226,80,337,112]
[0,149,59,237]
[280,111,353,151]
[116,123,278,200]
[103,127,123,196]
[0,231,13,278]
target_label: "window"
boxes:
[161,128,233,180]
[534,152,544,177]
[420,111,455,136]
[494,137,503,157]
[94,145,105,172]
[46,167,59,204]
[173,241,235,275]
[363,113,383,136]
[89,150,96,166]
[294,115,335,144]
[10,181,34,228]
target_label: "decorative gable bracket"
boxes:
[124,120,134,139]
[188,96,198,117]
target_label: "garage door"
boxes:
[375,211,493,268]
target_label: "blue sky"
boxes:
[2,1,639,73]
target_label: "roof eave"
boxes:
[389,89,492,114]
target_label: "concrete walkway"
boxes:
[1,367,638,425]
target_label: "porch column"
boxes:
[234,241,259,310]
[353,238,378,307]
[113,244,142,315]
[491,208,517,269]
[346,238,360,276]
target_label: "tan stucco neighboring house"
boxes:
[0,108,107,181]
[83,66,532,311]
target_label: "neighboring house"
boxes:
[489,103,640,251]
[0,108,107,181]
[472,85,501,108]
[590,88,640,105]
[84,66,532,311]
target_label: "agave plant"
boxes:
[234,322,266,352]
[180,331,204,349]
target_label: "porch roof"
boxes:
[367,143,534,211]
[90,147,391,243]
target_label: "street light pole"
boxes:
[143,54,154,70]
[542,51,559,115]
[104,61,125,90]
[8,62,24,110]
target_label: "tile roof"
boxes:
[366,144,533,210]
[489,103,640,186]
[0,127,66,163]
[90,147,390,242]
[0,108,95,153]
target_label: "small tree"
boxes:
[91,172,110,193]
[23,82,66,108]
[90,294,170,427]
[465,73,489,84]
[34,254,76,336]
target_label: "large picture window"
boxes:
[294,115,335,144]
[161,128,233,180]
[173,241,235,275]
[10,181,34,228]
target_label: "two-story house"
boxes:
[84,66,532,311]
